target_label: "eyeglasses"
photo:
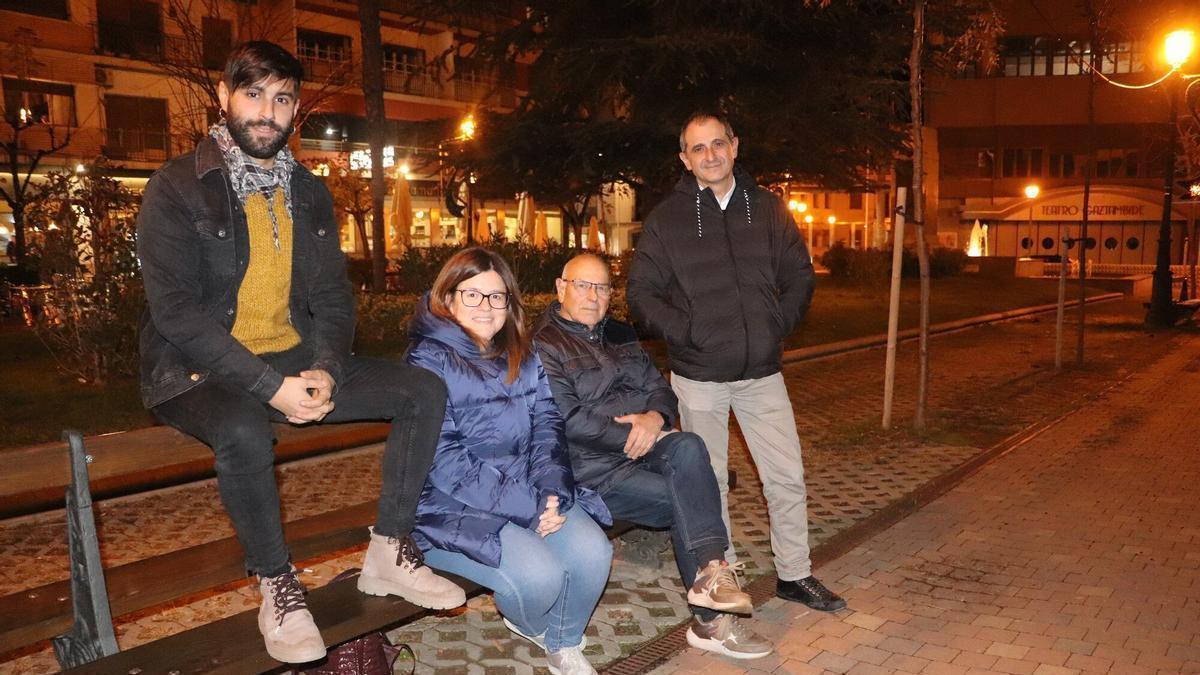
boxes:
[561,278,613,297]
[455,288,510,309]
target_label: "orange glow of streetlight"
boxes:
[1024,184,1040,199]
[826,215,837,225]
[788,200,808,213]
[458,114,477,140]
[1164,30,1195,69]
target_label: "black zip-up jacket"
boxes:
[136,137,353,408]
[627,168,814,382]
[533,305,677,491]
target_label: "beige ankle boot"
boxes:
[357,527,466,610]
[258,569,326,664]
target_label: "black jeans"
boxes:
[153,344,447,577]
[599,431,728,622]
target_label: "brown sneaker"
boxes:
[257,569,326,664]
[357,527,466,610]
[686,560,753,614]
[686,614,773,659]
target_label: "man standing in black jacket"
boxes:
[137,42,463,664]
[627,112,845,612]
[535,253,772,660]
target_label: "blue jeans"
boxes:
[598,431,728,622]
[423,504,612,652]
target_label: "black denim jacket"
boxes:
[137,138,354,409]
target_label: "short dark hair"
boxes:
[679,111,736,152]
[223,41,304,97]
[429,247,530,384]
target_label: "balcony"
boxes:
[382,64,442,98]
[299,54,356,85]
[96,23,165,61]
[453,71,517,107]
[0,124,103,160]
[102,128,180,162]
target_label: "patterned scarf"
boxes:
[209,121,296,250]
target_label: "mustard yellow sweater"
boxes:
[231,189,301,354]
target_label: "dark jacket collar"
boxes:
[538,302,607,340]
[194,136,226,179]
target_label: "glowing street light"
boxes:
[458,114,477,140]
[1024,184,1040,199]
[1164,29,1194,69]
[787,199,808,213]
[826,215,837,225]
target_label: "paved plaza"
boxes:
[651,313,1200,674]
[0,296,1193,674]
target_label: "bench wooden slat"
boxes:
[0,422,389,518]
[0,502,377,654]
[62,523,638,674]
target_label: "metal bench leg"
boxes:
[52,430,119,668]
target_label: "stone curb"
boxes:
[781,292,1124,365]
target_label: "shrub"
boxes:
[819,243,966,281]
[25,161,143,384]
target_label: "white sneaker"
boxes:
[502,616,587,650]
[257,570,326,664]
[546,645,597,675]
[686,614,773,660]
[357,527,466,609]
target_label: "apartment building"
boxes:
[924,0,1200,266]
[0,0,549,256]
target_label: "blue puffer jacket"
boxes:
[407,296,612,567]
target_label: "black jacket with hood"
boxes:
[627,167,815,382]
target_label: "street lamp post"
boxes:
[1024,184,1039,256]
[1147,30,1195,327]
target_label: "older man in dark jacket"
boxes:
[137,41,462,664]
[535,253,771,660]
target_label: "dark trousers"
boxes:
[599,431,728,622]
[153,344,447,577]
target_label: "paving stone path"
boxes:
[0,297,1187,674]
[650,308,1200,674]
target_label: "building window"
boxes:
[202,17,233,71]
[104,94,169,160]
[849,192,863,210]
[1050,40,1087,75]
[97,0,162,60]
[1001,37,1144,77]
[1002,148,1043,178]
[298,30,352,82]
[1095,149,1140,178]
[1048,152,1075,178]
[1001,38,1050,77]
[382,44,437,96]
[0,0,69,19]
[1098,40,1143,74]
[3,78,76,127]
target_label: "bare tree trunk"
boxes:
[910,0,931,432]
[359,0,388,292]
[353,213,371,260]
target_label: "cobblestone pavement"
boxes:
[0,297,1188,673]
[649,312,1200,674]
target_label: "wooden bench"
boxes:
[2,428,646,672]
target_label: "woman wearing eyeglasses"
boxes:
[405,247,613,675]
